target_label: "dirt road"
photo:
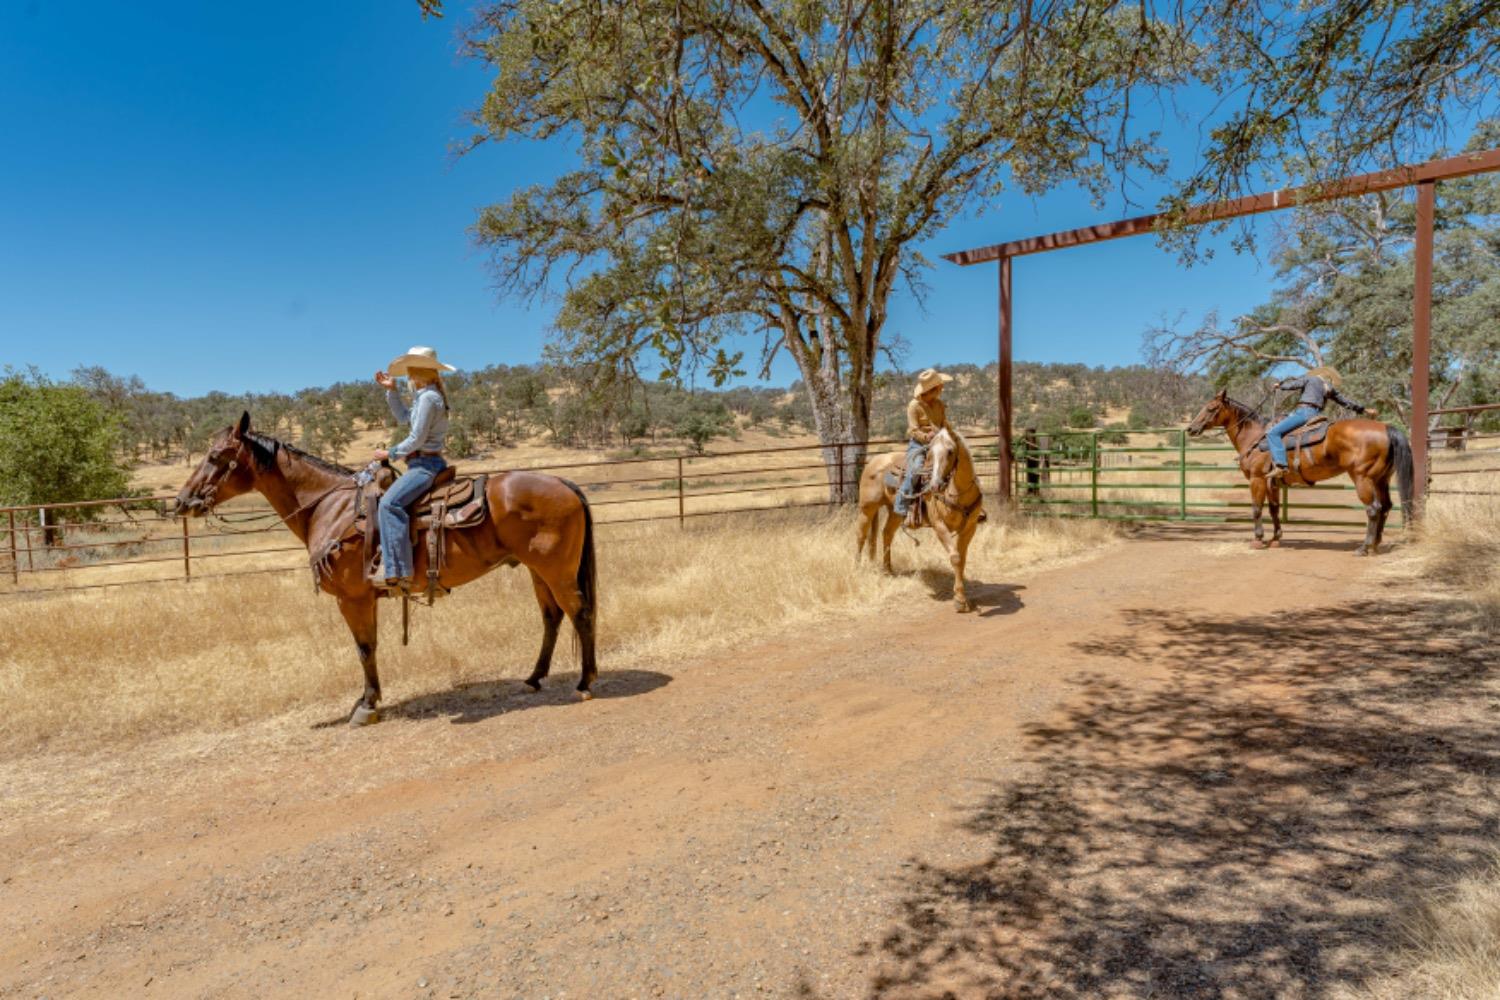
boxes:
[3,524,1496,999]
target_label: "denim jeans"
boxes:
[893,440,928,515]
[378,454,446,580]
[1267,407,1317,467]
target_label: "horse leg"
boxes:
[952,520,978,613]
[880,504,901,573]
[1249,477,1270,549]
[337,595,381,726]
[1267,487,1283,546]
[1354,476,1379,556]
[524,569,563,692]
[927,520,968,612]
[1373,479,1394,550]
[535,563,597,701]
[856,503,875,561]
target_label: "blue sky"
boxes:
[3,0,1285,397]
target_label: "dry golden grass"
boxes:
[1403,474,1500,629]
[1332,855,1500,1000]
[1336,472,1500,1000]
[0,507,1115,753]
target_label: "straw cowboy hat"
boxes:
[1305,365,1343,388]
[387,345,457,377]
[913,368,954,397]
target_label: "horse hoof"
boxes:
[575,689,593,702]
[1252,540,1268,550]
[1266,540,1280,548]
[524,679,542,693]
[1355,547,1369,557]
[349,705,380,727]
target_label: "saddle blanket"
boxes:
[1255,417,1337,453]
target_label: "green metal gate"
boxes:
[1010,428,1400,528]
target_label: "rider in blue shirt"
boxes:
[372,346,454,591]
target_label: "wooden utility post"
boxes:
[997,256,1014,502]
[1412,180,1435,517]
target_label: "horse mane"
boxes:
[244,432,355,477]
[1222,396,1266,425]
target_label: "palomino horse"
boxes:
[173,413,598,725]
[857,428,987,612]
[1186,390,1413,555]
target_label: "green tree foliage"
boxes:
[447,0,1499,499]
[0,369,131,517]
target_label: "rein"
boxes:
[197,443,355,535]
[927,437,985,519]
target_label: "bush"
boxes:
[0,368,131,519]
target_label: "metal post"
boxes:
[24,513,33,572]
[1178,430,1187,520]
[1090,431,1100,518]
[7,510,16,584]
[997,256,1014,503]
[182,516,191,580]
[676,456,685,528]
[836,441,845,503]
[1023,427,1040,498]
[1412,179,1435,518]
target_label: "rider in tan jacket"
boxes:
[894,369,953,519]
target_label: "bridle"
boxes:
[925,438,985,519]
[185,439,354,532]
[195,443,246,513]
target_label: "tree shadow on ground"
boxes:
[1127,521,1409,555]
[916,569,1025,617]
[862,594,1498,998]
[313,669,672,728]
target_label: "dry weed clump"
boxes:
[1400,489,1500,628]
[0,507,1114,751]
[1332,855,1500,1000]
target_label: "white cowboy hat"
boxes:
[913,368,954,398]
[387,345,457,376]
[1305,365,1343,388]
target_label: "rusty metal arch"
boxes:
[942,147,1500,512]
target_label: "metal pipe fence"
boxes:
[0,435,998,597]
[3,420,1495,599]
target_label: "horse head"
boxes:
[926,428,963,494]
[1186,389,1232,437]
[173,411,258,517]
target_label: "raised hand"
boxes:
[374,370,397,390]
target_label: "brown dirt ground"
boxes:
[3,523,1497,999]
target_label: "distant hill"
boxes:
[69,361,1217,468]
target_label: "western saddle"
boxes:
[353,464,490,602]
[1255,414,1335,481]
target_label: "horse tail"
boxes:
[1387,425,1414,527]
[559,478,598,635]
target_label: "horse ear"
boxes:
[235,411,251,438]
[1216,389,1227,401]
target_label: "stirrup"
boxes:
[1267,465,1288,483]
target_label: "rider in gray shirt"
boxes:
[1267,366,1376,480]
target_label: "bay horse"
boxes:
[1186,390,1414,555]
[856,428,987,612]
[173,412,598,725]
